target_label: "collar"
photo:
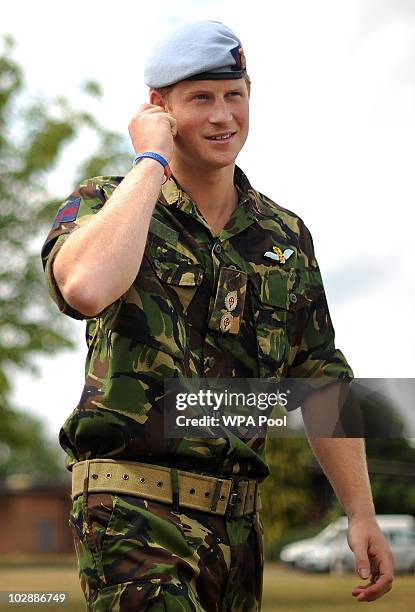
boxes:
[159,165,276,220]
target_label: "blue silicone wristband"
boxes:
[133,151,168,170]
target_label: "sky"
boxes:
[2,0,414,440]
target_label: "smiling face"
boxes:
[151,78,250,172]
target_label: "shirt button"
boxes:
[213,242,222,254]
[206,356,216,368]
[154,258,161,269]
[289,293,297,304]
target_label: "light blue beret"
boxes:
[144,20,247,88]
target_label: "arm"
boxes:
[285,220,392,600]
[307,437,375,517]
[53,104,176,318]
[304,388,394,602]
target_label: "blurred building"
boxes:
[0,475,73,556]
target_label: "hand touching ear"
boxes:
[128,103,177,161]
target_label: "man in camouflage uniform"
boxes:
[41,20,393,611]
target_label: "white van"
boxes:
[280,515,415,574]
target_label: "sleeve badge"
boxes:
[51,197,81,230]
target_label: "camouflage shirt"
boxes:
[41,165,353,481]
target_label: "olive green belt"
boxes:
[72,459,261,518]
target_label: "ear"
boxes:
[149,89,168,110]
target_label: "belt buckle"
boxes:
[225,481,239,519]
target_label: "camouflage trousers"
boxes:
[69,491,264,611]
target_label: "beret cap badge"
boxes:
[231,45,246,71]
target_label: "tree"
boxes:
[261,437,314,541]
[0,35,130,476]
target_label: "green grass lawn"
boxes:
[0,562,413,611]
[262,563,414,611]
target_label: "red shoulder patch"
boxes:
[52,197,81,230]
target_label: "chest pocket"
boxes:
[153,248,203,284]
[109,241,204,361]
[152,242,204,314]
[250,268,296,378]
